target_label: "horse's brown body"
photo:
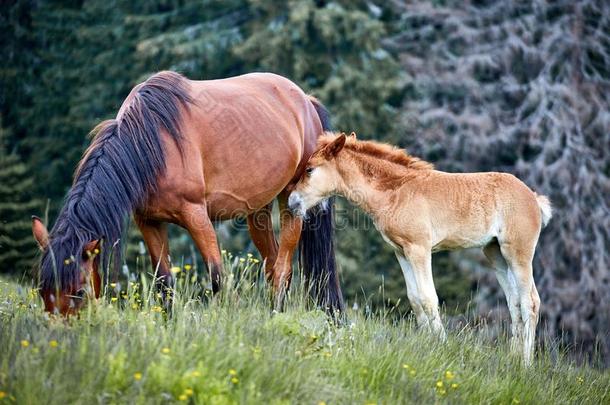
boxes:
[131,73,323,297]
[141,74,320,221]
[33,72,343,314]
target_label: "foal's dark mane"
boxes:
[40,71,193,291]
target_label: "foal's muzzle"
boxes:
[287,192,305,217]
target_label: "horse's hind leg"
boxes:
[180,203,223,294]
[483,240,523,351]
[499,241,540,366]
[271,192,303,310]
[247,203,279,280]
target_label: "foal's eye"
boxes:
[75,289,87,299]
[305,167,314,175]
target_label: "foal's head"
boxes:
[32,217,101,315]
[288,133,347,217]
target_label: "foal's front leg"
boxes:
[397,244,445,338]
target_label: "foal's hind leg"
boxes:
[499,241,540,366]
[483,241,523,351]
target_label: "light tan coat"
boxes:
[288,133,552,365]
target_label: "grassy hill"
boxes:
[0,256,608,404]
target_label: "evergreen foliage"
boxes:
[0,125,42,274]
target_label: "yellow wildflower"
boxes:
[409,370,416,376]
[445,370,455,380]
[20,340,29,348]
[184,388,194,396]
[49,340,58,348]
[178,394,187,401]
[131,303,138,310]
[64,259,71,265]
[239,258,245,263]
[0,391,6,399]
[436,381,444,388]
[110,283,117,288]
[151,306,162,313]
[170,266,181,274]
[318,402,326,405]
[134,372,142,381]
[184,264,192,271]
[402,363,410,369]
[231,377,239,384]
[190,370,201,378]
[451,383,458,389]
[228,369,237,376]
[94,248,100,254]
[576,376,584,384]
[161,347,170,354]
[252,258,260,264]
[111,297,118,302]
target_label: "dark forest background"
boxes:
[1,0,608,364]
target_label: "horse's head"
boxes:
[288,133,347,217]
[32,216,101,316]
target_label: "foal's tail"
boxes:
[535,193,553,227]
[299,97,344,314]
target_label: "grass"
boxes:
[0,254,608,404]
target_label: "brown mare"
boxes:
[31,71,343,315]
[288,133,552,365]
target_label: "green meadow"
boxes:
[1,254,608,405]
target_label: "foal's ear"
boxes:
[31,216,49,250]
[324,133,346,158]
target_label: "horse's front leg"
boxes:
[271,192,303,310]
[134,215,173,304]
[180,203,223,294]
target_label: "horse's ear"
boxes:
[31,216,49,250]
[324,133,346,158]
[83,240,101,260]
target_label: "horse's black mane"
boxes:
[40,71,193,291]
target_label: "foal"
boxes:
[288,133,552,365]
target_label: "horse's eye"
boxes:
[305,167,314,175]
[75,289,87,299]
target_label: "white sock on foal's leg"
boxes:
[483,243,524,352]
[397,248,446,340]
[507,261,539,366]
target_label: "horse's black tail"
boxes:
[299,97,344,314]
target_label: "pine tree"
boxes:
[0,124,42,274]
